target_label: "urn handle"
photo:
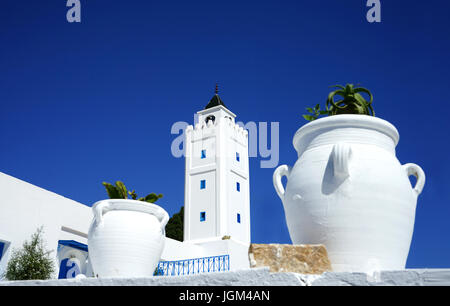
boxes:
[402,163,426,196]
[161,214,170,234]
[331,142,352,179]
[273,165,291,200]
[92,200,111,227]
[147,205,170,234]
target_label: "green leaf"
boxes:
[329,85,345,90]
[115,181,128,199]
[368,104,375,116]
[144,193,158,203]
[353,93,367,106]
[144,193,163,203]
[302,114,316,121]
[306,107,313,113]
[128,190,137,200]
[353,87,373,104]
[327,90,345,108]
[102,182,120,199]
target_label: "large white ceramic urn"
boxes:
[273,115,425,273]
[88,199,169,278]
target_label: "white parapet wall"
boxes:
[161,238,206,261]
[193,239,250,270]
[1,268,450,286]
[161,238,250,271]
[0,172,92,278]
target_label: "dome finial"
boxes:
[205,83,226,109]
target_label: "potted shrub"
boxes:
[4,227,55,280]
[88,181,169,278]
[273,84,425,273]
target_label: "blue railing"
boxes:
[155,255,230,276]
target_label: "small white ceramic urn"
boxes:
[273,115,425,273]
[88,199,169,278]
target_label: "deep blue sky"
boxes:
[1,0,449,268]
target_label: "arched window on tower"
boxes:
[205,115,215,124]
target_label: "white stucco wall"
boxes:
[0,172,92,278]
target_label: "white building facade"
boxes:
[0,172,93,279]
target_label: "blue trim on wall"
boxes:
[58,240,88,253]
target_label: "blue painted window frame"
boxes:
[200,180,206,189]
[201,149,206,159]
[236,182,240,192]
[236,152,240,162]
[58,240,88,252]
[237,213,241,224]
[200,211,206,222]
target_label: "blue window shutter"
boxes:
[0,242,5,260]
[237,213,241,223]
[236,152,240,162]
[200,180,206,189]
[200,212,206,222]
[236,182,240,192]
[201,150,206,159]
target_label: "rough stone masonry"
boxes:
[248,244,332,274]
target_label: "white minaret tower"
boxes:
[184,86,250,246]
